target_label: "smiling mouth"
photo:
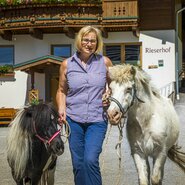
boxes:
[85,47,92,50]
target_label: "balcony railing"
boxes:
[0,0,101,6]
[0,0,139,40]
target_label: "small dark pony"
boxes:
[7,103,64,185]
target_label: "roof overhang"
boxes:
[14,55,64,72]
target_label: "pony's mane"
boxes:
[109,64,160,98]
[109,64,134,83]
[7,103,58,180]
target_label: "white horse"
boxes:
[107,64,185,185]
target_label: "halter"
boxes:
[33,121,61,145]
[109,84,145,115]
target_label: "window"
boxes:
[104,43,142,66]
[125,45,140,65]
[0,46,14,65]
[105,45,121,65]
[51,45,71,58]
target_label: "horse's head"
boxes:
[24,103,64,156]
[107,65,136,124]
[107,64,159,124]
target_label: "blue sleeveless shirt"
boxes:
[66,52,107,123]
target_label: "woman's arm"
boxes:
[56,59,68,123]
[103,56,113,86]
[102,56,113,107]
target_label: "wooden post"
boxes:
[29,89,39,104]
[30,70,35,89]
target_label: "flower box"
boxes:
[0,72,15,77]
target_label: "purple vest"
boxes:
[66,52,107,123]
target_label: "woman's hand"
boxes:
[102,89,111,107]
[58,109,66,125]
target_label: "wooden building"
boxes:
[0,0,184,109]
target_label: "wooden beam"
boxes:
[132,26,140,38]
[0,30,12,41]
[30,70,35,89]
[29,28,43,40]
[100,27,108,38]
[63,27,75,39]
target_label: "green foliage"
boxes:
[0,0,7,6]
[0,0,101,6]
[30,98,39,105]
[0,65,14,74]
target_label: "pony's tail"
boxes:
[167,144,185,173]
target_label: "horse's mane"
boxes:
[7,103,58,180]
[108,64,160,98]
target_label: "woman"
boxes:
[56,26,112,185]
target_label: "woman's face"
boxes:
[81,32,97,55]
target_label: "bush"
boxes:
[0,65,14,74]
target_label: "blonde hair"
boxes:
[75,26,103,54]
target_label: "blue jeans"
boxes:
[67,116,108,185]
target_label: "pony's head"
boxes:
[107,64,160,124]
[8,103,64,157]
[23,103,64,156]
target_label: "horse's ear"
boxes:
[24,107,33,118]
[131,65,137,77]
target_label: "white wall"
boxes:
[139,30,175,89]
[0,71,27,108]
[12,34,75,64]
[103,32,139,43]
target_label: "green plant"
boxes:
[0,0,101,6]
[30,98,39,105]
[0,65,14,74]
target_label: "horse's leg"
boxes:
[30,172,43,185]
[151,152,167,185]
[133,153,150,185]
[24,180,32,185]
[38,172,46,185]
[47,160,57,185]
[15,180,24,185]
[10,168,23,185]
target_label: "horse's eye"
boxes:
[126,87,132,93]
[51,114,54,120]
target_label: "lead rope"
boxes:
[100,118,126,185]
[60,120,71,143]
[114,117,126,185]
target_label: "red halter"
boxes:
[33,121,61,145]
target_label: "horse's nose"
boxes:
[56,140,64,155]
[57,142,63,150]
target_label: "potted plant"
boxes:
[0,65,15,76]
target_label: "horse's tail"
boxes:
[167,144,185,173]
[7,109,31,180]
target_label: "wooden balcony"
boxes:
[102,0,138,25]
[0,0,139,40]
